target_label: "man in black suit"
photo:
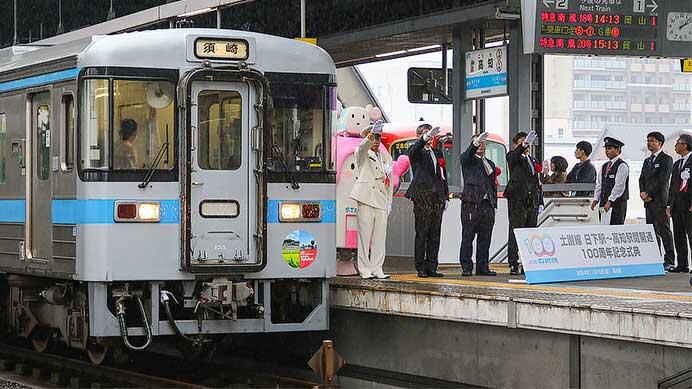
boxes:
[566,140,597,197]
[638,131,675,271]
[405,124,449,278]
[591,137,629,225]
[459,132,498,276]
[505,130,543,275]
[666,134,692,273]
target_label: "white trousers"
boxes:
[356,202,388,277]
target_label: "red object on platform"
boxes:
[438,158,446,169]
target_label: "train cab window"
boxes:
[197,90,242,170]
[267,81,334,173]
[37,105,50,181]
[80,79,175,173]
[62,95,75,170]
[484,141,508,186]
[0,113,5,183]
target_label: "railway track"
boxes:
[0,341,322,388]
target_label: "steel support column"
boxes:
[451,24,474,191]
[508,21,533,145]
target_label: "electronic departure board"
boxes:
[521,0,692,57]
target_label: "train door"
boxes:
[27,92,52,261]
[189,82,251,269]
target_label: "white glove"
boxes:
[478,132,489,143]
[538,205,545,214]
[424,126,440,141]
[372,119,384,134]
[523,130,538,146]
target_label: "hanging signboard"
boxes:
[465,45,508,100]
[515,224,664,284]
[521,0,692,58]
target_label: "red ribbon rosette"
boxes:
[438,158,446,169]
[494,166,502,187]
[534,161,543,174]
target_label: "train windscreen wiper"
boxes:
[271,144,300,190]
[138,127,170,189]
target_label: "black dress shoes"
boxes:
[669,266,690,273]
[417,271,428,278]
[461,269,473,277]
[428,271,444,277]
[664,264,676,272]
[509,265,524,275]
[476,270,497,276]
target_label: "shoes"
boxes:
[509,265,524,275]
[664,264,676,272]
[461,269,473,277]
[359,273,374,279]
[374,273,390,279]
[477,270,497,276]
[417,271,428,278]
[669,266,689,273]
[427,271,444,277]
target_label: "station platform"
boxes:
[330,262,692,349]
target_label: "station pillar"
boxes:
[451,24,474,191]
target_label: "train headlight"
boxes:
[279,203,301,221]
[278,202,321,222]
[138,203,161,221]
[114,201,161,222]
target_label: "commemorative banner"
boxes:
[515,224,664,284]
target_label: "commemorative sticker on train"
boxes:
[193,38,249,60]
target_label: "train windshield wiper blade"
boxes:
[271,145,300,190]
[138,142,169,189]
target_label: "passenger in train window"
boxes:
[565,141,597,197]
[349,120,393,279]
[115,118,138,169]
[638,131,675,272]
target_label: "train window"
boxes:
[267,82,332,173]
[61,94,75,170]
[0,113,5,183]
[197,90,242,170]
[112,80,174,170]
[36,105,50,180]
[80,79,110,169]
[485,141,508,186]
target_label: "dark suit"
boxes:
[566,159,597,197]
[459,141,497,272]
[667,155,692,270]
[639,151,675,265]
[505,144,543,268]
[405,136,449,274]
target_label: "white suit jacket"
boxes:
[349,137,394,210]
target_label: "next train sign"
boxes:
[521,0,692,58]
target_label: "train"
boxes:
[0,28,336,363]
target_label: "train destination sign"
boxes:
[522,0,692,57]
[194,38,249,60]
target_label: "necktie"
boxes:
[482,158,492,175]
[525,156,535,176]
[605,161,613,176]
[647,155,654,174]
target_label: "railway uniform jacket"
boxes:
[405,136,449,205]
[349,137,394,211]
[639,151,673,208]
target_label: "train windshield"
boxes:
[80,79,175,171]
[267,79,336,173]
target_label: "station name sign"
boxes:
[465,45,508,100]
[194,38,249,60]
[522,0,692,57]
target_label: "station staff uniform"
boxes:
[349,134,394,279]
[594,137,629,225]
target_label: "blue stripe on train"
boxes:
[266,200,336,224]
[0,199,179,224]
[0,68,80,94]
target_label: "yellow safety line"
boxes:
[387,274,692,303]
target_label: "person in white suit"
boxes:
[349,120,394,279]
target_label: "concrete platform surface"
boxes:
[330,267,692,349]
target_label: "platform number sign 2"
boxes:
[555,0,568,10]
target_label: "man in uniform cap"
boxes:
[349,120,394,279]
[591,137,629,225]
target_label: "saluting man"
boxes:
[405,124,449,278]
[591,137,629,225]
[349,120,394,279]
